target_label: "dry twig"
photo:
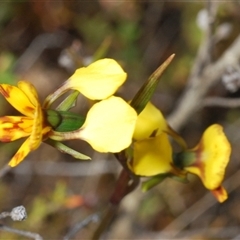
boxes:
[168,33,240,131]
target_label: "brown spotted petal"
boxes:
[8,137,32,167]
[0,116,33,142]
[0,83,35,117]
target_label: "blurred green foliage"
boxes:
[0,52,17,84]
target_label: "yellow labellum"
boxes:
[185,124,231,190]
[212,186,228,203]
[131,133,173,176]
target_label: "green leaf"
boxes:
[141,174,168,192]
[170,174,189,184]
[56,90,79,111]
[46,139,91,160]
[131,54,175,114]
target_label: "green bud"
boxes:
[46,109,85,132]
[46,109,62,128]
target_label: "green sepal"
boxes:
[46,109,62,128]
[141,174,168,192]
[46,139,91,160]
[173,151,196,169]
[56,111,85,132]
[170,174,189,183]
[46,110,85,132]
[131,54,175,114]
[56,90,79,111]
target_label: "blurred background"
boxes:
[1,1,240,239]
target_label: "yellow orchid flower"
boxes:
[183,124,231,202]
[129,102,185,176]
[133,102,186,149]
[44,58,136,155]
[133,102,167,141]
[50,96,138,153]
[130,102,183,176]
[0,81,51,167]
[44,58,127,108]
[131,132,173,176]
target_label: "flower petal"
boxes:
[44,59,127,107]
[133,102,187,149]
[0,84,35,117]
[131,133,173,176]
[0,116,33,142]
[79,96,137,152]
[69,58,127,99]
[211,186,228,203]
[8,137,31,167]
[133,102,168,140]
[29,103,50,150]
[185,124,231,190]
[18,81,40,107]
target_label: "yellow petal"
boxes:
[29,103,48,150]
[131,133,173,176]
[133,102,168,140]
[0,84,35,117]
[133,102,187,149]
[78,96,137,152]
[0,116,33,142]
[44,58,127,106]
[185,124,231,190]
[69,58,127,100]
[18,81,40,107]
[8,137,31,167]
[211,186,228,203]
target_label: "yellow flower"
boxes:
[44,58,127,108]
[183,124,231,202]
[131,132,173,176]
[133,102,186,149]
[0,81,51,167]
[45,58,137,154]
[50,96,138,153]
[133,102,167,141]
[130,102,184,176]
